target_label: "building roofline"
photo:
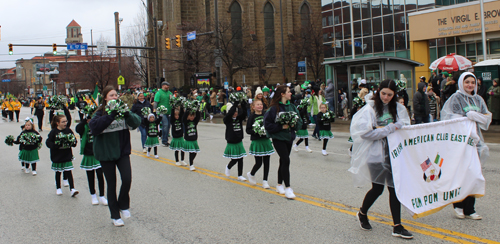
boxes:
[322,56,424,66]
[408,0,497,17]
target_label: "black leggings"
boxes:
[189,153,197,166]
[250,156,270,181]
[296,138,308,147]
[360,183,401,225]
[453,196,476,215]
[101,156,132,220]
[86,168,105,196]
[55,171,74,189]
[147,147,158,155]
[8,111,13,121]
[272,139,292,187]
[323,139,328,150]
[36,113,44,130]
[175,150,185,162]
[15,110,20,122]
[227,158,244,176]
[23,162,37,171]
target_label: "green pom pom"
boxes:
[5,135,15,146]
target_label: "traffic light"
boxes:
[175,35,181,48]
[165,38,171,50]
[52,43,57,55]
[8,44,13,55]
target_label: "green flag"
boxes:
[92,84,99,105]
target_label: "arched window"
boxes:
[264,3,275,63]
[230,2,243,52]
[300,3,311,31]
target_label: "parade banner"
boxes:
[387,118,485,218]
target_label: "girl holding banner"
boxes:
[441,72,492,220]
[349,80,413,239]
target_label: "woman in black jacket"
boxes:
[130,93,153,152]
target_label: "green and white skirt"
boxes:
[18,149,40,164]
[52,161,74,172]
[249,138,275,156]
[182,140,200,153]
[296,129,309,139]
[145,136,160,148]
[223,142,247,159]
[80,155,101,171]
[319,130,334,139]
[169,137,185,151]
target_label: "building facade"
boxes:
[147,0,323,90]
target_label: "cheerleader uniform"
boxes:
[182,110,200,171]
[45,113,79,197]
[15,129,42,175]
[76,119,107,205]
[246,111,274,187]
[317,111,334,155]
[223,101,247,180]
[293,107,312,152]
[144,114,162,158]
[170,108,186,165]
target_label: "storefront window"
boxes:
[355,38,363,54]
[477,42,484,54]
[438,46,446,57]
[430,47,437,62]
[361,0,371,19]
[467,43,476,57]
[394,13,405,32]
[446,37,455,45]
[354,21,362,37]
[437,38,445,46]
[383,15,394,33]
[374,35,383,52]
[344,23,351,39]
[384,34,394,51]
[362,20,371,36]
[363,37,373,53]
[429,39,437,47]
[366,64,381,84]
[395,32,406,50]
[386,70,398,80]
[447,45,455,54]
[373,18,382,35]
[490,41,500,55]
[334,9,342,24]
[335,25,343,39]
[372,0,381,17]
[456,44,466,56]
[344,41,352,56]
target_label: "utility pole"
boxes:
[153,17,160,88]
[279,0,286,83]
[215,0,222,87]
[115,12,123,90]
[479,0,487,61]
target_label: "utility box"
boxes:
[474,59,500,89]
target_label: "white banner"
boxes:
[387,118,485,218]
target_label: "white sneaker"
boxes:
[143,148,147,153]
[120,209,131,219]
[306,147,312,153]
[285,187,296,199]
[181,161,187,166]
[276,184,285,194]
[91,194,99,205]
[99,196,108,206]
[262,180,270,189]
[22,166,25,171]
[56,188,63,195]
[154,155,159,159]
[112,218,124,227]
[454,208,465,219]
[293,145,299,152]
[63,180,69,187]
[466,213,482,220]
[32,171,37,176]
[225,166,230,176]
[322,150,328,156]
[190,165,196,171]
[247,172,256,185]
[175,162,182,166]
[25,168,30,173]
[210,115,213,120]
[70,189,79,197]
[147,152,150,157]
[237,176,247,181]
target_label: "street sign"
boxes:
[117,75,125,85]
[348,41,362,47]
[187,31,196,41]
[67,43,88,50]
[97,42,108,52]
[1,79,10,82]
[214,49,222,57]
[215,57,222,68]
[224,81,228,89]
[298,61,306,75]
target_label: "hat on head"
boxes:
[360,79,367,85]
[442,72,449,76]
[148,113,155,119]
[161,81,170,86]
[236,86,242,91]
[262,87,270,92]
[226,102,233,112]
[255,87,263,96]
[420,76,426,82]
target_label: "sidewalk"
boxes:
[205,113,500,144]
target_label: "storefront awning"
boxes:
[322,56,424,67]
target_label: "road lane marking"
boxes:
[131,150,497,243]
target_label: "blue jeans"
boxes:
[162,114,171,144]
[414,115,430,124]
[138,125,147,148]
[326,98,335,113]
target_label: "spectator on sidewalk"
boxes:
[413,82,430,124]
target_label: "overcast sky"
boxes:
[0,0,144,69]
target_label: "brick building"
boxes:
[146,0,323,90]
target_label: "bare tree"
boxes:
[124,4,149,87]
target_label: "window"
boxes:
[322,11,333,26]
[355,38,363,55]
[344,40,352,55]
[342,7,350,23]
[373,18,382,35]
[405,0,417,11]
[456,44,466,56]
[362,20,371,36]
[374,35,383,52]
[230,2,243,53]
[429,39,437,47]
[323,27,334,42]
[394,13,405,32]
[334,0,342,8]
[382,0,392,15]
[384,34,394,51]
[372,0,381,17]
[361,0,371,19]
[344,23,351,39]
[363,37,373,53]
[354,21,362,37]
[301,3,311,29]
[417,0,434,9]
[383,15,393,33]
[334,9,342,24]
[395,32,406,50]
[490,41,500,55]
[334,25,343,39]
[264,3,275,63]
[393,0,404,13]
[352,0,361,21]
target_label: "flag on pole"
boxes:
[92,84,99,106]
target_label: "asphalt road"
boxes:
[0,109,499,243]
